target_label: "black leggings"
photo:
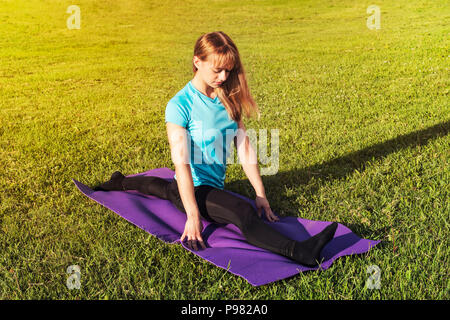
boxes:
[129,176,296,257]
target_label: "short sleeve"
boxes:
[165,99,190,128]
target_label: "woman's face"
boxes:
[194,54,232,88]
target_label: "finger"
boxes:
[265,208,276,222]
[198,239,207,250]
[180,232,187,243]
[196,235,206,249]
[257,207,262,218]
[192,239,198,251]
[269,209,278,222]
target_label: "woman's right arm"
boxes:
[166,122,206,250]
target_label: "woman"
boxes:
[95,31,337,266]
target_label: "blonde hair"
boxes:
[192,31,260,122]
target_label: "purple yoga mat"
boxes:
[73,167,380,286]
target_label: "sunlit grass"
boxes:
[0,0,448,299]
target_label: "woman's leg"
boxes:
[203,188,295,256]
[94,172,210,218]
[202,188,337,266]
[94,171,173,200]
[95,173,337,266]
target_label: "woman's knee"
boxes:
[233,201,259,231]
[204,189,258,226]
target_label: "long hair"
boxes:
[192,31,260,123]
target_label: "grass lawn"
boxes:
[0,0,448,299]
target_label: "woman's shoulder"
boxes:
[165,83,195,126]
[167,82,195,109]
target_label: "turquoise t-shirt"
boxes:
[165,80,239,189]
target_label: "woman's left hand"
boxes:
[255,196,280,222]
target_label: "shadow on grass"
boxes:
[226,120,450,239]
[227,120,449,193]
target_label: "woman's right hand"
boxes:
[167,123,207,251]
[180,216,206,251]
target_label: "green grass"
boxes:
[0,0,448,299]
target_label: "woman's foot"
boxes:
[290,222,338,267]
[93,171,125,191]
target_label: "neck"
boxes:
[191,75,216,99]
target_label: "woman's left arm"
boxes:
[234,120,279,222]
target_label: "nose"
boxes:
[218,70,228,82]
